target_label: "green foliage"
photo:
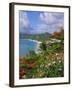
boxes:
[20,32,51,42]
[40,42,47,51]
[20,64,28,68]
[47,59,64,77]
[26,51,38,63]
[19,27,64,79]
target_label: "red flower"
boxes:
[19,68,26,79]
[27,63,36,69]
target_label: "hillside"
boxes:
[19,32,51,41]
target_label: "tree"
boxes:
[40,42,47,51]
[52,26,64,39]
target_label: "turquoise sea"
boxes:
[19,39,37,58]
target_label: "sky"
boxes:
[19,10,64,34]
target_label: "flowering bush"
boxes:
[19,28,64,79]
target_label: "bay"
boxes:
[19,39,38,58]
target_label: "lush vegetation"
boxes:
[19,27,64,79]
[20,32,51,42]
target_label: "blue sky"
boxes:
[19,10,64,34]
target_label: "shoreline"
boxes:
[20,39,42,58]
[23,39,42,54]
[20,39,42,44]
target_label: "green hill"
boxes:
[20,32,51,41]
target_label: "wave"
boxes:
[23,39,42,54]
[23,39,42,44]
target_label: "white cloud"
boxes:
[30,24,54,34]
[40,12,64,25]
[19,11,64,34]
[39,12,64,33]
[40,12,57,24]
[34,24,48,34]
[19,11,29,29]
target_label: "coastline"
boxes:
[23,39,42,54]
[35,41,41,54]
[19,39,42,58]
[20,38,42,44]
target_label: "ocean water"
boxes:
[19,39,37,58]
